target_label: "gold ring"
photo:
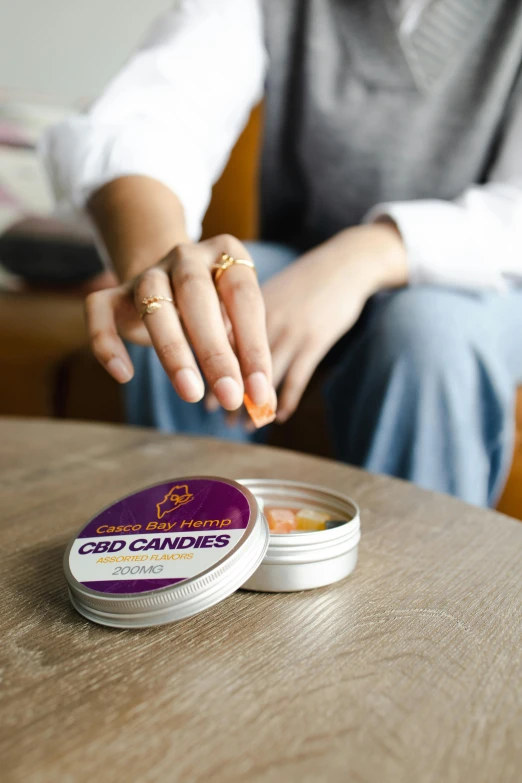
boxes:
[140,295,174,318]
[211,253,256,287]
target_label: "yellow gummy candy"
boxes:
[295,508,331,531]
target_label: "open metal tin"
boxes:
[239,479,361,592]
[64,476,360,628]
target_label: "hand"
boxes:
[85,234,276,412]
[263,223,408,421]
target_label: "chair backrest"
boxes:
[202,105,262,242]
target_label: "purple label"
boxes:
[69,478,251,594]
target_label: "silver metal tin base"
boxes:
[239,479,361,592]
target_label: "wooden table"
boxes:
[1,419,522,783]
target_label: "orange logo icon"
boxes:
[156,484,194,519]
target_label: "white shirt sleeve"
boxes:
[366,95,522,292]
[40,0,266,241]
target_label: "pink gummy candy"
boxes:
[265,507,297,534]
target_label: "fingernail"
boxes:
[246,371,270,406]
[214,376,243,411]
[276,409,289,424]
[107,357,132,383]
[174,368,204,402]
[205,393,220,413]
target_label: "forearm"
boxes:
[88,175,190,282]
[342,220,409,292]
[300,222,408,296]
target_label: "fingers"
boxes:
[271,329,296,390]
[204,236,274,407]
[277,347,319,423]
[271,326,322,422]
[85,289,134,383]
[134,266,204,403]
[169,243,244,410]
[87,234,280,418]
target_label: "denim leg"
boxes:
[124,242,298,437]
[325,286,522,507]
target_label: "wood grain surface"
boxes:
[1,418,522,783]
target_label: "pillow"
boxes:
[0,96,103,285]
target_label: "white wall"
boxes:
[0,0,172,104]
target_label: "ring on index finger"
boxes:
[140,295,175,319]
[211,253,257,288]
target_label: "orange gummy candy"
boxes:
[244,394,276,429]
[265,507,297,534]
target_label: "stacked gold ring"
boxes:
[211,253,257,287]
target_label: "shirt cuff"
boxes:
[40,115,212,241]
[365,199,508,293]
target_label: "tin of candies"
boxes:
[64,476,360,627]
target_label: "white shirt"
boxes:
[41,0,522,292]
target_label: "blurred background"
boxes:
[0,0,170,420]
[0,0,520,518]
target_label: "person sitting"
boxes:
[43,0,522,507]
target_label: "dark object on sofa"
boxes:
[0,216,103,285]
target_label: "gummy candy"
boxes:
[265,507,297,533]
[244,394,276,428]
[265,506,347,534]
[295,508,331,531]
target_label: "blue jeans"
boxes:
[125,242,522,507]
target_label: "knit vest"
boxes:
[259,0,522,250]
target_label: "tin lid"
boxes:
[64,476,269,628]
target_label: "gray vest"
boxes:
[260,0,522,250]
